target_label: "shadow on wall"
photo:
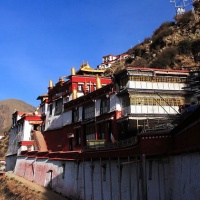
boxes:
[13,152,200,200]
[13,156,163,200]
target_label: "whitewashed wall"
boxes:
[131,105,179,115]
[13,152,200,200]
[110,94,121,112]
[62,111,72,126]
[22,121,32,141]
[128,81,186,91]
[45,115,63,130]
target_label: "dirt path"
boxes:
[6,171,69,200]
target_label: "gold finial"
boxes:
[72,88,77,100]
[71,67,76,75]
[96,74,102,89]
[49,80,53,88]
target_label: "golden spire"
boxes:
[49,80,53,88]
[72,87,77,100]
[71,67,76,75]
[96,74,102,89]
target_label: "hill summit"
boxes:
[0,99,36,133]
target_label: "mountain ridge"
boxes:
[0,99,36,133]
[105,1,200,75]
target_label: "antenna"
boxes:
[170,0,195,15]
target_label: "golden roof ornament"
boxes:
[96,74,102,89]
[72,88,77,100]
[49,80,53,88]
[71,67,76,75]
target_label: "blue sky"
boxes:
[0,0,185,107]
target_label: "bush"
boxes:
[176,11,194,27]
[153,21,174,37]
[125,57,134,65]
[132,58,149,68]
[177,39,192,55]
[143,37,151,44]
[193,1,200,10]
[150,26,173,50]
[150,47,178,69]
[191,39,200,62]
[134,47,146,57]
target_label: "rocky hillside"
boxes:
[106,1,200,75]
[0,99,36,133]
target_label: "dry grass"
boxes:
[0,134,9,159]
[0,177,43,200]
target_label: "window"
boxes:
[75,130,81,146]
[121,96,130,107]
[84,104,95,119]
[119,77,128,89]
[72,108,79,122]
[130,94,184,107]
[49,104,53,116]
[12,117,17,126]
[98,123,105,139]
[101,98,110,114]
[78,84,82,91]
[55,99,63,115]
[86,124,95,140]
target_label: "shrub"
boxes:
[143,37,151,44]
[191,39,200,62]
[153,22,174,37]
[193,1,200,10]
[150,47,178,69]
[150,26,173,50]
[125,57,134,65]
[177,39,192,55]
[134,47,146,57]
[176,11,194,27]
[132,58,149,68]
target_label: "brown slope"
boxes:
[105,1,200,75]
[0,99,36,132]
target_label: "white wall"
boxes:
[22,121,32,141]
[110,94,121,111]
[128,81,186,91]
[13,152,200,200]
[62,111,72,126]
[131,105,179,115]
[45,115,63,130]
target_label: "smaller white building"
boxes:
[98,54,129,69]
[6,111,42,156]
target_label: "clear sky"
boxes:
[0,0,184,107]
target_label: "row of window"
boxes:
[51,95,184,119]
[53,98,111,119]
[85,123,106,141]
[129,76,186,83]
[130,97,184,106]
[119,76,186,87]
